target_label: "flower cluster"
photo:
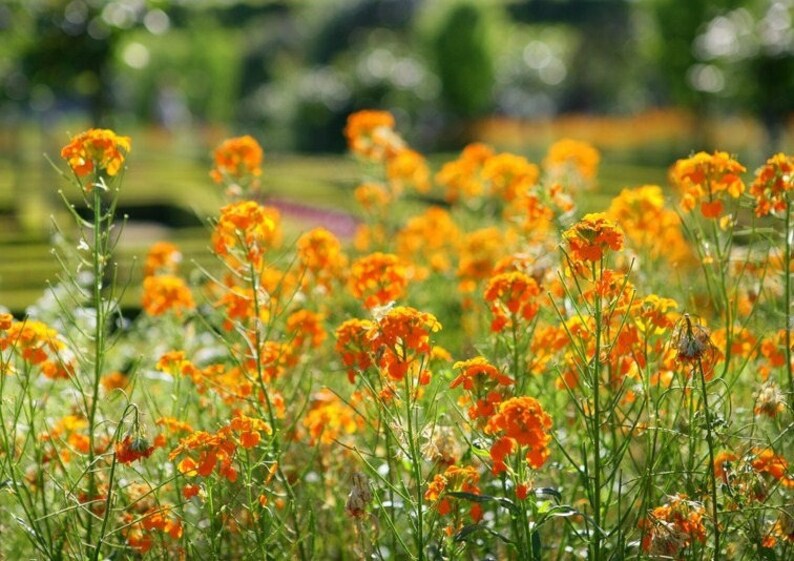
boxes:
[60,128,131,181]
[484,396,553,474]
[672,151,746,219]
[563,212,624,263]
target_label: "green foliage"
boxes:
[431,1,496,118]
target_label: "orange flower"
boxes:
[354,182,392,213]
[424,464,482,521]
[296,227,347,291]
[101,371,128,392]
[543,138,600,183]
[457,227,506,292]
[387,148,431,194]
[344,110,404,161]
[141,275,195,317]
[369,306,441,382]
[451,357,513,421]
[713,450,738,483]
[396,207,460,278]
[607,185,690,264]
[484,396,553,473]
[752,448,794,487]
[348,252,409,309]
[144,241,182,277]
[436,142,494,203]
[563,213,624,263]
[60,128,131,181]
[210,135,263,184]
[482,152,539,202]
[286,309,326,350]
[671,151,746,219]
[483,271,542,332]
[639,495,707,559]
[335,318,376,383]
[115,435,155,464]
[750,153,794,217]
[212,201,281,269]
[0,319,75,379]
[302,388,361,445]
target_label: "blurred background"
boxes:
[1,0,794,309]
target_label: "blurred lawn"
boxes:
[0,129,669,313]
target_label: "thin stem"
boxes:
[697,355,720,559]
[86,185,107,556]
[591,259,603,561]
[785,199,793,408]
[403,370,424,561]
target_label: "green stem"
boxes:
[785,199,793,409]
[697,357,720,559]
[403,370,424,561]
[86,185,107,556]
[591,259,603,561]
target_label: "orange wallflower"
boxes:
[750,152,794,217]
[296,227,347,291]
[169,414,271,482]
[543,138,600,183]
[482,152,539,203]
[141,275,195,317]
[607,185,690,264]
[396,207,460,278]
[354,182,392,213]
[451,357,513,421]
[639,495,707,559]
[335,318,376,383]
[344,110,405,161]
[115,435,155,464]
[144,241,182,277]
[436,142,494,203]
[387,148,431,194]
[101,371,128,392]
[348,252,409,309]
[286,309,326,350]
[752,448,794,487]
[368,306,441,382]
[671,151,746,219]
[484,396,553,473]
[563,213,624,263]
[424,464,482,521]
[302,388,361,445]
[210,135,263,184]
[483,271,542,332]
[457,227,506,292]
[60,128,131,181]
[713,450,738,483]
[212,201,282,269]
[0,319,75,379]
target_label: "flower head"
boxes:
[61,128,131,181]
[639,495,707,559]
[563,213,624,263]
[210,135,263,185]
[348,252,409,309]
[212,201,281,269]
[141,275,195,317]
[484,396,553,473]
[671,151,745,219]
[750,153,794,217]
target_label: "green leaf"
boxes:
[453,523,514,545]
[445,491,520,514]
